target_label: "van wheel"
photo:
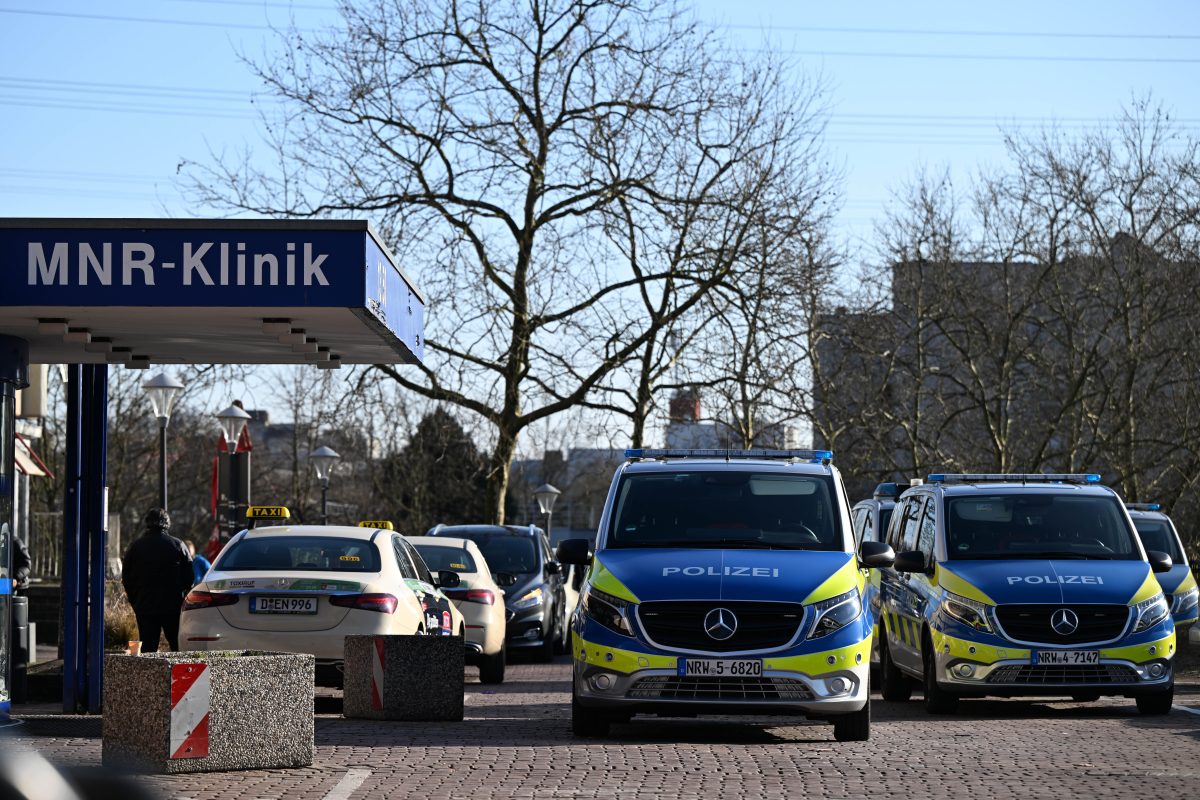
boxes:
[832,696,870,742]
[921,633,958,714]
[879,635,913,702]
[1136,687,1174,715]
[572,693,614,737]
[479,643,506,685]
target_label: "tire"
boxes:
[571,693,612,738]
[832,696,871,742]
[1136,687,1174,715]
[1071,692,1100,703]
[554,607,570,655]
[879,634,913,702]
[921,633,958,714]
[479,643,506,685]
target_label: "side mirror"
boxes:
[556,538,592,566]
[436,570,461,589]
[893,550,928,574]
[858,540,895,569]
[1146,550,1173,574]
[494,571,518,588]
[545,561,561,576]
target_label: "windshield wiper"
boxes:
[1018,552,1114,560]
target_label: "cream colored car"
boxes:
[180,522,464,685]
[408,536,508,684]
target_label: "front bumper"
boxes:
[572,616,873,718]
[506,606,551,649]
[930,628,1176,697]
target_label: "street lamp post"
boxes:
[533,483,562,542]
[309,446,341,525]
[142,372,184,511]
[216,404,252,537]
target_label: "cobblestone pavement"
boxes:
[7,658,1200,799]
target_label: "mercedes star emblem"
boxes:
[1050,608,1079,636]
[703,607,738,641]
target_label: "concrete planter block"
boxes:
[343,635,464,720]
[102,650,314,774]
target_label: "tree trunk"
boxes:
[486,426,519,525]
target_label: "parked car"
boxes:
[179,508,464,686]
[1126,503,1198,628]
[408,535,508,683]
[428,524,568,661]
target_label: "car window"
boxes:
[899,499,922,553]
[944,494,1140,560]
[878,508,894,544]
[851,508,867,545]
[916,497,937,562]
[885,501,907,551]
[863,509,875,544]
[459,535,540,575]
[607,471,842,551]
[216,536,381,572]
[413,544,478,573]
[402,539,435,583]
[391,536,417,580]
[1133,519,1184,562]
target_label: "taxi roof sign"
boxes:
[357,520,395,530]
[246,506,291,520]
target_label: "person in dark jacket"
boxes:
[121,507,194,652]
[11,530,31,590]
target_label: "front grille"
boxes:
[627,675,813,701]
[987,664,1140,685]
[637,601,805,653]
[994,604,1129,645]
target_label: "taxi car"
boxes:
[876,475,1177,715]
[178,508,465,685]
[555,449,895,741]
[1127,504,1198,628]
[407,535,509,684]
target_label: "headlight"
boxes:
[807,589,862,640]
[1133,592,1170,632]
[581,586,634,637]
[510,587,543,611]
[1172,587,1199,615]
[939,592,993,633]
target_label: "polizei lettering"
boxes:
[662,566,781,578]
[1006,575,1105,585]
[27,241,331,287]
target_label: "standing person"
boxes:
[121,507,193,652]
[185,540,212,586]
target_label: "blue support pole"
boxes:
[84,364,108,714]
[62,364,82,713]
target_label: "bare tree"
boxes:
[185,0,831,521]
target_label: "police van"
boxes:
[1126,503,1198,628]
[876,474,1177,715]
[555,449,895,741]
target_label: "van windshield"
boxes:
[608,471,842,550]
[945,494,1140,560]
[1133,520,1184,563]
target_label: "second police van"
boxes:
[876,474,1177,715]
[555,449,895,742]
[1126,503,1199,628]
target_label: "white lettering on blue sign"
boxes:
[27,242,332,288]
[1006,575,1104,585]
[663,566,781,577]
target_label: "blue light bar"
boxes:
[1126,503,1162,512]
[926,473,1102,485]
[625,448,833,463]
[873,482,911,499]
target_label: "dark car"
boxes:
[427,524,568,661]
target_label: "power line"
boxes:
[760,48,1200,65]
[724,23,1200,41]
[0,75,268,100]
[0,6,305,31]
[0,96,261,120]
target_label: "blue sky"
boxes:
[1,0,1196,249]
